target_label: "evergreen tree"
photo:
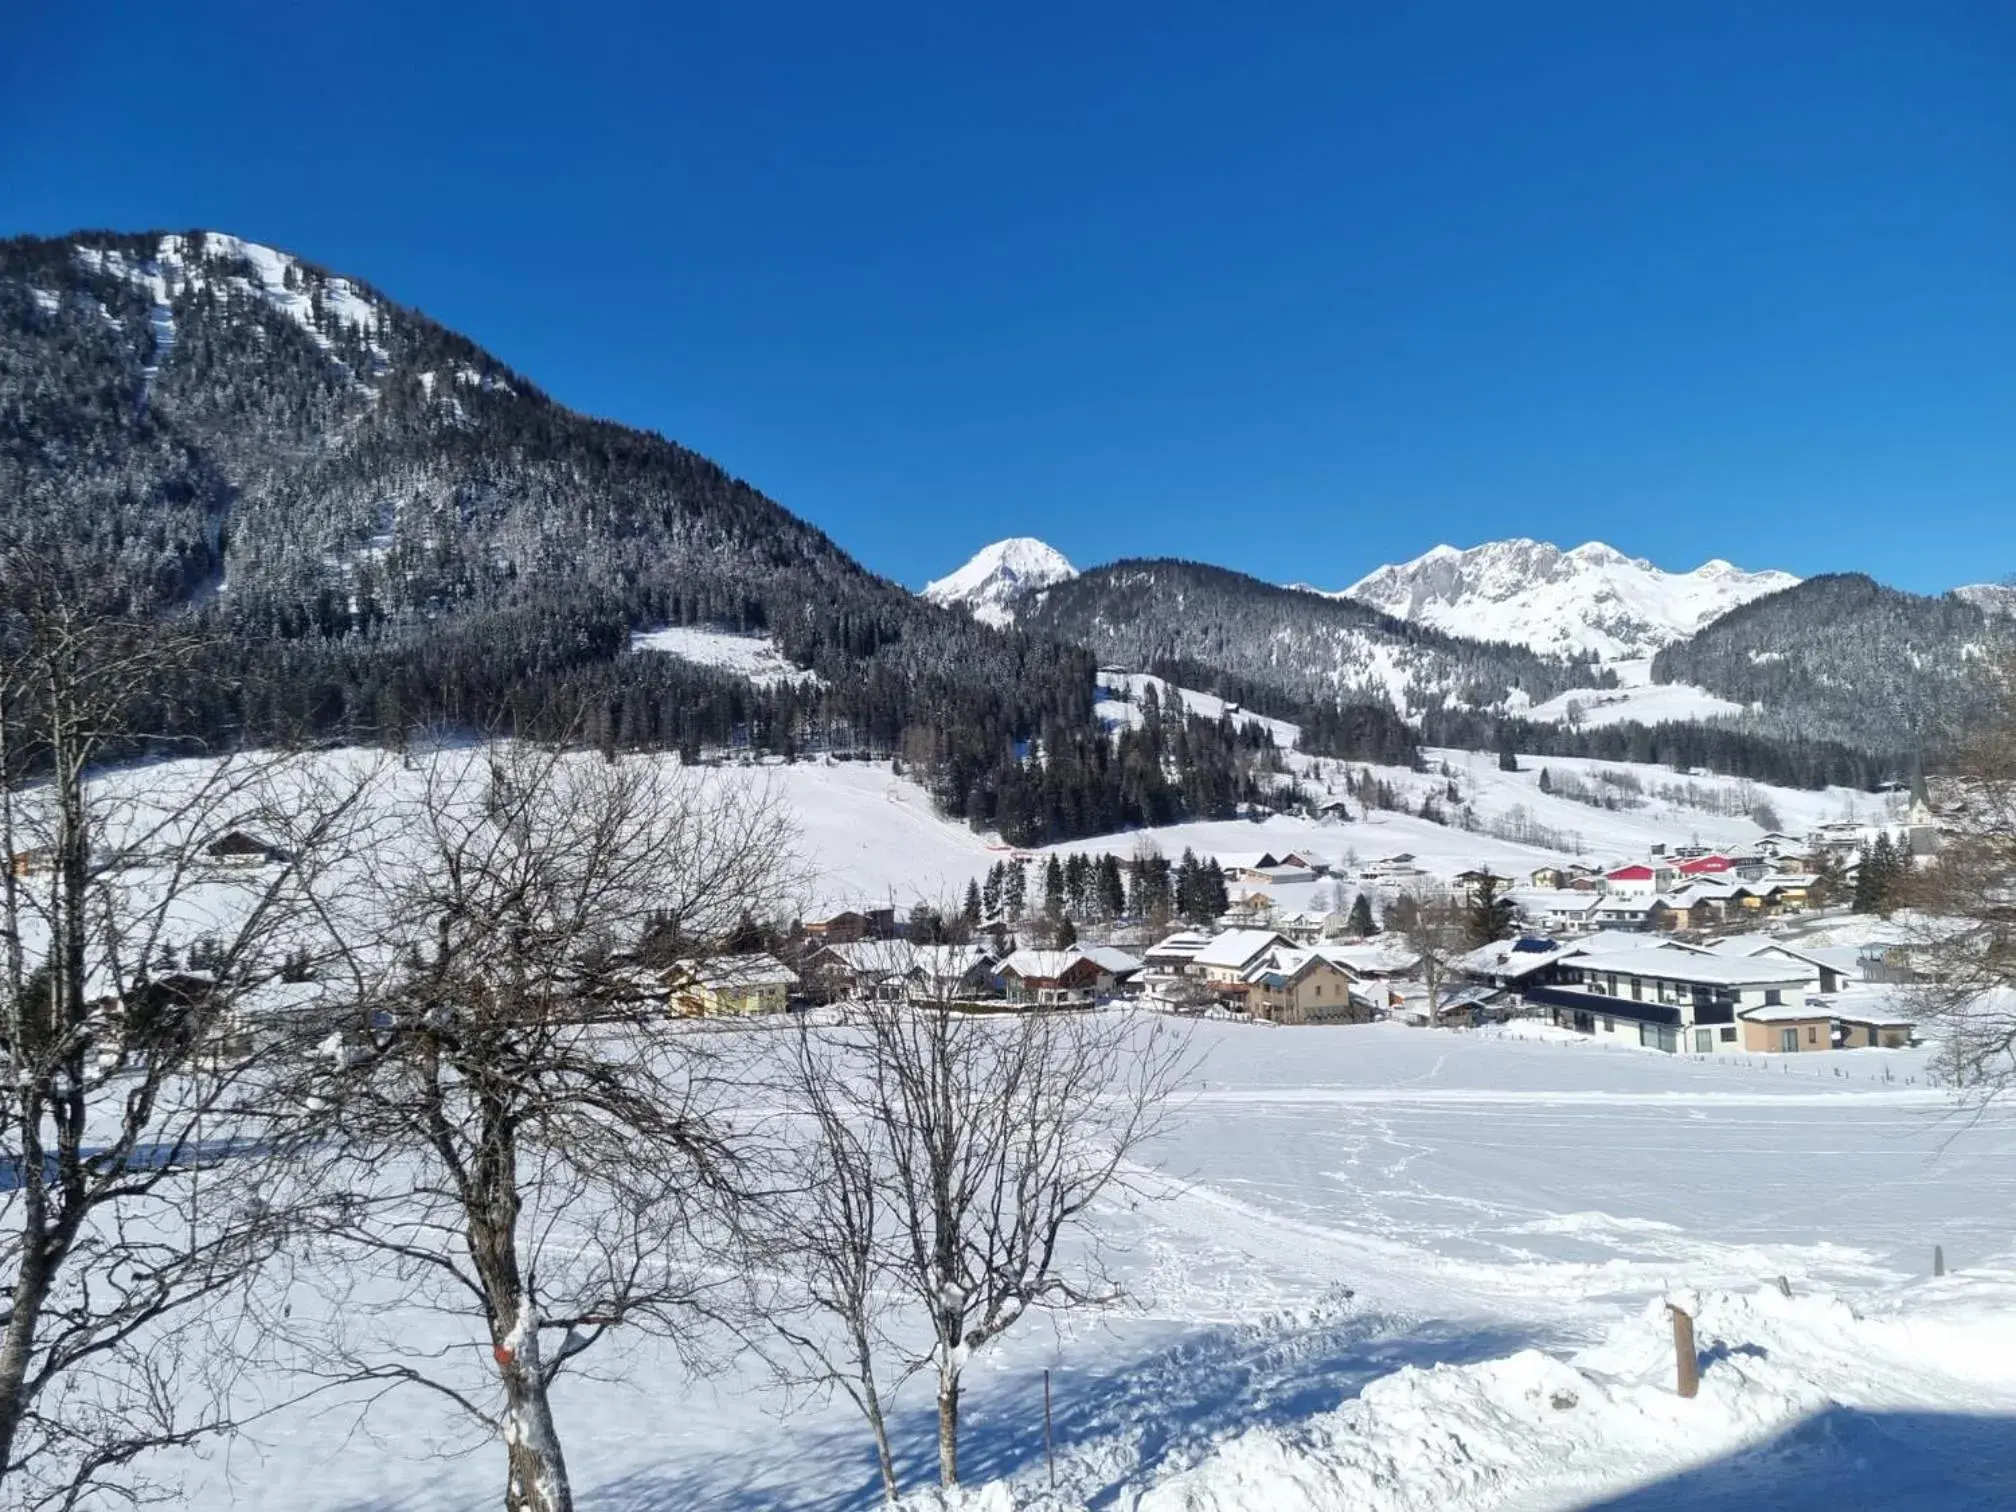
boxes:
[1044,855,1066,918]
[1496,724,1518,772]
[1387,891,1420,933]
[1095,853,1126,919]
[1464,878,1516,947]
[961,879,982,925]
[1538,767,1553,795]
[1348,892,1377,937]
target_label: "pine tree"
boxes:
[1464,878,1516,947]
[1348,892,1377,937]
[1095,853,1126,919]
[962,879,982,925]
[1044,855,1066,918]
[1538,767,1553,795]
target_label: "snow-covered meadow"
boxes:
[180,1018,2016,1511]
[39,740,2008,1510]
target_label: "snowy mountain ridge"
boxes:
[921,536,1077,626]
[1954,582,2016,619]
[1337,538,1800,661]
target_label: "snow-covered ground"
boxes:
[628,624,822,687]
[42,741,2011,1509]
[1522,681,1746,730]
[176,1020,2016,1511]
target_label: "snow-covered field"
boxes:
[50,741,1990,1510]
[180,1020,2016,1511]
[629,625,822,687]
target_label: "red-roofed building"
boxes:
[1604,863,1678,896]
[1677,855,1734,876]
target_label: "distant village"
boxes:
[6,791,1945,1061]
[656,800,1946,1058]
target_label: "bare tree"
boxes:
[0,551,370,1509]
[1396,889,1467,1026]
[1902,655,2016,1092]
[772,958,1191,1493]
[765,1016,909,1504]
[297,742,796,1512]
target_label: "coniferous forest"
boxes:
[1,229,1981,846]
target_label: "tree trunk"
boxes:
[0,1236,51,1479]
[852,1331,899,1505]
[937,1365,960,1486]
[864,1386,899,1505]
[497,1304,573,1512]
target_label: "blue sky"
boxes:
[4,2,2010,593]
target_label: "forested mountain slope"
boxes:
[1652,574,2014,752]
[1021,558,1601,715]
[0,230,1306,842]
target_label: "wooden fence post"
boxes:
[1667,1304,1699,1399]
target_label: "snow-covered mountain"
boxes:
[1339,540,1799,661]
[921,537,1077,626]
[1954,582,2016,619]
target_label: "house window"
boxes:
[1719,1026,1736,1043]
[1806,1025,1817,1045]
[1780,1028,1798,1053]
[1764,989,1783,1006]
[1630,977,1643,1001]
[1695,1028,1713,1053]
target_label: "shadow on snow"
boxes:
[1571,1406,2016,1512]
[578,1299,1548,1511]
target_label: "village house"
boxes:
[206,830,286,867]
[804,939,914,1002]
[1705,936,1860,994]
[1278,906,1353,944]
[1527,865,1569,890]
[1239,945,1368,1025]
[1360,853,1426,884]
[8,848,52,878]
[1192,929,1297,990]
[903,943,999,1002]
[1734,999,1835,1054]
[667,953,799,1017]
[1213,852,1282,884]
[1453,869,1514,895]
[1529,945,1819,1054]
[1143,929,1213,975]
[1457,936,1580,991]
[802,907,897,945]
[998,948,1111,1006]
[1591,895,1653,931]
[1821,986,1917,1048]
[1602,862,1678,897]
[1313,938,1420,980]
[1080,945,1145,995]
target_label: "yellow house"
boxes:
[1240,946,1369,1025]
[667,953,799,1017]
